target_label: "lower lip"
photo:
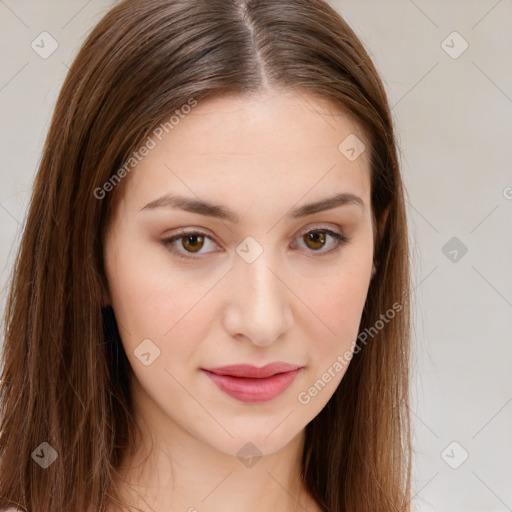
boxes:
[201,369,302,403]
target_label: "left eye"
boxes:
[292,229,349,254]
[162,228,349,259]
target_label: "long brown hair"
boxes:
[0,0,411,510]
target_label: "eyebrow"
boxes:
[140,192,364,223]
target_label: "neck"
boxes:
[110,378,320,512]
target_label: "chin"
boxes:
[203,421,304,460]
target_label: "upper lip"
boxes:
[202,362,302,379]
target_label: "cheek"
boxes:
[105,244,211,365]
[293,264,370,409]
[304,265,370,358]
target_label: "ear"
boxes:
[377,204,391,242]
[100,280,112,308]
[372,204,391,278]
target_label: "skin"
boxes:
[103,89,377,512]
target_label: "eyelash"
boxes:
[161,227,350,260]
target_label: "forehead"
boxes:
[121,90,371,210]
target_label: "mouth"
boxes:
[201,362,304,403]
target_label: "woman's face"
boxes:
[103,90,374,458]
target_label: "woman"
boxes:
[0,0,411,511]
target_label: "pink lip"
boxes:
[201,363,303,403]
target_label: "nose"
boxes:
[223,253,294,347]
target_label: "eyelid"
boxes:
[297,222,342,236]
[161,223,350,259]
[291,225,350,255]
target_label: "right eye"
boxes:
[161,230,220,259]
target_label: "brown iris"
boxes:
[178,230,329,254]
[181,234,205,253]
[303,231,326,250]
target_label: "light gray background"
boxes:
[0,1,511,510]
